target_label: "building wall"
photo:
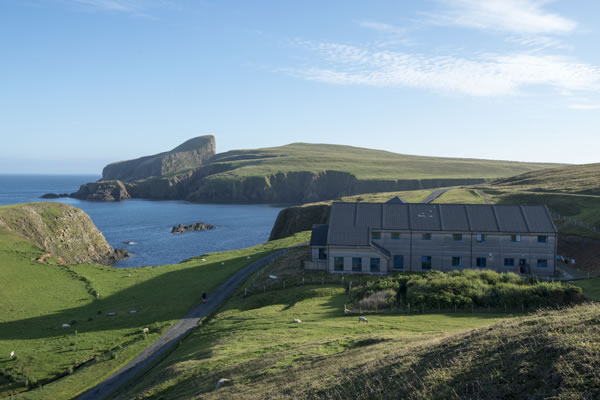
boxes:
[319,230,556,277]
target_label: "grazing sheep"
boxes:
[141,328,149,334]
[358,316,368,323]
[201,258,206,262]
[293,319,302,323]
[9,351,15,359]
[62,323,71,328]
[221,262,224,265]
[216,378,231,389]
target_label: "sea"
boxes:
[0,175,284,268]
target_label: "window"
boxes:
[370,257,381,272]
[452,256,462,267]
[476,234,487,242]
[538,235,548,243]
[393,255,404,270]
[421,256,432,270]
[511,234,521,243]
[391,232,400,240]
[334,257,344,271]
[519,259,527,267]
[371,232,381,240]
[453,233,463,241]
[422,233,432,240]
[504,258,515,267]
[476,257,487,268]
[318,248,328,260]
[537,259,548,268]
[352,257,362,272]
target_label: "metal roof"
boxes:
[327,202,556,246]
[309,224,329,246]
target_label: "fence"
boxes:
[548,209,598,233]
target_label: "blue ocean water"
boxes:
[0,175,283,267]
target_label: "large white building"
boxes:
[307,199,557,277]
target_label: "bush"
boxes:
[358,289,396,311]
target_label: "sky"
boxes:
[1,0,600,174]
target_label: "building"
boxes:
[306,200,557,277]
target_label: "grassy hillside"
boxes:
[207,143,559,180]
[491,162,600,195]
[0,207,309,399]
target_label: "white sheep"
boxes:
[201,258,206,262]
[62,323,71,328]
[293,319,302,323]
[358,316,368,323]
[216,378,231,389]
[9,351,15,359]
[141,328,149,334]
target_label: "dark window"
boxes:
[504,258,515,267]
[391,232,400,240]
[334,257,344,271]
[476,257,487,268]
[476,234,487,242]
[453,234,463,241]
[370,257,381,272]
[393,255,404,270]
[519,258,527,266]
[452,256,462,267]
[371,232,381,240]
[352,257,362,272]
[538,235,548,243]
[422,233,432,240]
[537,259,548,268]
[421,256,432,270]
[318,248,328,260]
[511,234,520,242]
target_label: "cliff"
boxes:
[0,202,127,265]
[269,204,331,241]
[102,135,216,182]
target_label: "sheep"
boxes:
[9,351,15,359]
[62,323,71,328]
[293,319,302,323]
[141,328,149,334]
[358,316,368,323]
[201,258,206,262]
[216,378,231,389]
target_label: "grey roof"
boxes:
[310,224,329,246]
[327,202,556,246]
[386,196,406,204]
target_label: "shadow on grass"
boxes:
[0,253,271,341]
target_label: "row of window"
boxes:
[371,232,548,243]
[333,256,549,271]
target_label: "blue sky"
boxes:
[1,0,600,173]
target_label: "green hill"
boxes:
[68,141,560,203]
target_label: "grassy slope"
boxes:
[118,285,506,399]
[302,189,434,207]
[204,143,559,180]
[0,218,309,399]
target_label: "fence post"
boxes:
[244,287,247,297]
[302,277,305,286]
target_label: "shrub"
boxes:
[358,289,396,311]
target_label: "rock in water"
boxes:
[102,135,216,182]
[40,193,70,199]
[171,222,216,234]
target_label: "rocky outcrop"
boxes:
[0,202,128,265]
[40,193,70,199]
[71,180,132,201]
[171,222,216,234]
[102,135,216,182]
[269,204,331,241]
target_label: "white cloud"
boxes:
[292,43,600,97]
[430,0,576,34]
[568,104,600,110]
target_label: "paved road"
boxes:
[422,188,452,204]
[76,247,293,400]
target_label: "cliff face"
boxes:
[269,204,331,241]
[102,135,216,182]
[0,202,126,265]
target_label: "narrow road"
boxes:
[422,188,452,203]
[76,247,293,400]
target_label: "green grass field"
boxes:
[117,284,507,399]
[203,143,559,181]
[0,221,309,399]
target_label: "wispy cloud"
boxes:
[290,43,600,97]
[357,20,416,47]
[568,104,600,110]
[429,0,576,35]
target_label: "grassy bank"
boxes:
[0,222,309,399]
